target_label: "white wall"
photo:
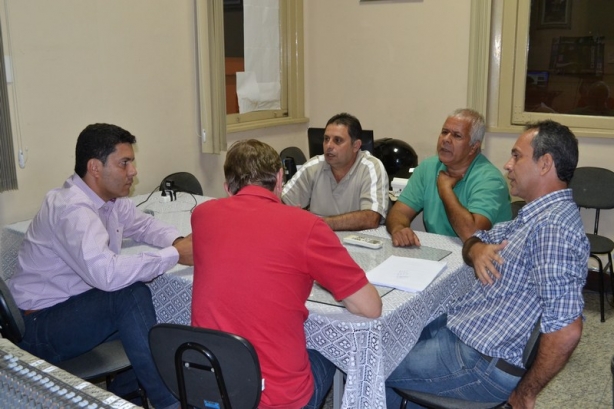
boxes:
[0,1,201,223]
[2,0,614,243]
[0,0,308,225]
[304,0,471,158]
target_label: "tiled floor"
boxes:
[322,289,614,409]
[536,289,613,409]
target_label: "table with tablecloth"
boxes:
[1,192,477,409]
[136,194,476,409]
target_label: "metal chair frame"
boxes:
[279,146,307,165]
[149,323,261,409]
[159,172,204,196]
[175,342,232,409]
[569,166,614,322]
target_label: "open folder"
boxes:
[367,255,447,292]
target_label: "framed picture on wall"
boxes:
[538,0,572,29]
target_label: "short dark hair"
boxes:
[75,124,136,177]
[224,139,282,195]
[526,120,578,183]
[325,112,362,143]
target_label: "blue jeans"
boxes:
[18,283,177,409]
[304,349,336,409]
[385,315,521,409]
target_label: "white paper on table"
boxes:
[366,255,447,293]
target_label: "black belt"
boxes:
[482,354,525,377]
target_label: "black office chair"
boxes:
[0,276,148,408]
[149,323,261,409]
[511,200,527,219]
[280,146,307,166]
[393,319,541,409]
[569,166,614,322]
[159,172,204,196]
[280,147,307,182]
[307,127,374,158]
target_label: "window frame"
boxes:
[195,0,306,154]
[469,0,614,138]
[0,22,17,191]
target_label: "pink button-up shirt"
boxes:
[10,174,180,310]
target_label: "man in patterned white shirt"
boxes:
[282,113,389,231]
[386,120,589,409]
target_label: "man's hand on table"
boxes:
[390,226,421,247]
[173,234,194,266]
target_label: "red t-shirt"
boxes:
[191,186,368,409]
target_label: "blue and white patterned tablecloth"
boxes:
[0,193,477,409]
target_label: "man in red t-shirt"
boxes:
[191,139,382,409]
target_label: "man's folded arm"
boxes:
[323,210,381,231]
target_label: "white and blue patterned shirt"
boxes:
[447,189,589,368]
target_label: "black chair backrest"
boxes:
[307,127,374,158]
[569,167,614,210]
[159,172,203,196]
[280,147,307,166]
[149,323,261,409]
[511,200,527,219]
[523,318,541,369]
[569,167,614,235]
[0,276,25,343]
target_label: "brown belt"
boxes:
[23,309,39,316]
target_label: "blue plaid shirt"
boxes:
[447,189,589,368]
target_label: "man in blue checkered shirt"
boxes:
[386,120,589,409]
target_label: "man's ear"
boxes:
[539,153,554,176]
[223,182,233,197]
[87,159,102,178]
[274,168,284,195]
[353,138,362,153]
[470,141,481,155]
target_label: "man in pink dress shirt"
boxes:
[8,123,192,409]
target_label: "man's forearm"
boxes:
[439,188,482,241]
[462,236,481,267]
[385,207,410,234]
[323,210,381,231]
[508,317,582,408]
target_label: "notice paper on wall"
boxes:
[367,255,447,293]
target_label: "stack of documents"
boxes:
[367,255,447,292]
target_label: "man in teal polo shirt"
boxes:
[386,108,511,246]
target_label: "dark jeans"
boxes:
[18,282,177,409]
[304,349,336,409]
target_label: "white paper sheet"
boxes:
[367,255,447,292]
